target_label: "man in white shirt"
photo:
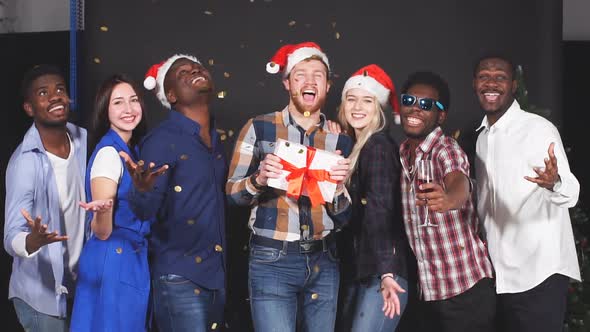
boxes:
[473,55,581,332]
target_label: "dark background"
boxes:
[1,0,587,331]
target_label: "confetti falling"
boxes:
[220,134,227,141]
[452,130,461,140]
[217,91,227,99]
[223,72,230,78]
[211,323,218,330]
[93,57,101,64]
[208,59,215,66]
[288,20,296,27]
[331,21,337,28]
[99,26,108,32]
[335,32,341,39]
[228,130,234,137]
[204,10,213,16]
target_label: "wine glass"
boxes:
[416,160,437,227]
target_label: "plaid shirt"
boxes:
[400,127,493,301]
[226,107,353,241]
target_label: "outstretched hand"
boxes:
[21,208,68,254]
[524,142,560,190]
[79,199,113,213]
[119,151,168,192]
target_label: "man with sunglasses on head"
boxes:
[473,55,580,332]
[398,71,495,332]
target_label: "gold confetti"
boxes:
[311,293,319,300]
[313,265,320,273]
[187,219,195,225]
[195,256,202,263]
[211,323,218,330]
[204,10,213,15]
[215,244,223,252]
[220,134,227,141]
[288,20,296,27]
[174,185,182,193]
[217,91,227,99]
[93,57,101,64]
[99,26,108,32]
[180,154,189,160]
[452,130,461,140]
[208,59,215,65]
[216,129,226,134]
[361,198,367,205]
[116,247,122,254]
[303,111,310,117]
[194,288,201,295]
[223,72,230,78]
[335,32,341,40]
[228,130,234,137]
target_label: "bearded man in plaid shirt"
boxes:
[398,71,495,332]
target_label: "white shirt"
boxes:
[475,100,581,294]
[90,146,123,184]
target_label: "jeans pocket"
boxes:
[117,242,150,291]
[249,245,281,263]
[161,274,192,285]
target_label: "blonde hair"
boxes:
[337,91,387,184]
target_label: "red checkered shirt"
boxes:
[400,127,493,301]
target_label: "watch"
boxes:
[250,170,265,190]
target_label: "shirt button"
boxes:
[174,185,182,192]
[215,245,223,252]
[311,293,319,300]
[116,248,123,254]
[194,288,201,295]
[195,256,202,263]
[187,219,195,225]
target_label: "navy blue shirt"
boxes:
[129,111,227,289]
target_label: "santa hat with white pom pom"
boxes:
[266,42,330,77]
[143,54,200,109]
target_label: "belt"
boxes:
[251,233,333,254]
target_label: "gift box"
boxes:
[267,138,343,206]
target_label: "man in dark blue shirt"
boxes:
[121,54,226,332]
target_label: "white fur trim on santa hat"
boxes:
[342,75,390,107]
[284,47,330,77]
[155,54,200,109]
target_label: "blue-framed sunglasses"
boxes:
[401,94,445,111]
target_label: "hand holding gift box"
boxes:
[267,138,343,206]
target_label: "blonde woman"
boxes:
[336,64,409,332]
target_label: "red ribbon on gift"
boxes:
[279,146,337,207]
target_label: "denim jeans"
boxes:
[248,243,340,332]
[13,297,68,332]
[351,275,409,332]
[152,274,225,332]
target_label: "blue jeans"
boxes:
[152,274,225,332]
[351,275,408,332]
[248,243,340,332]
[13,297,68,332]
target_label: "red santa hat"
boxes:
[143,54,201,109]
[341,64,401,124]
[266,42,330,77]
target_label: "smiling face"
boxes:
[164,58,213,107]
[400,83,446,140]
[342,88,379,135]
[283,58,330,115]
[108,82,142,140]
[24,74,70,128]
[473,57,517,117]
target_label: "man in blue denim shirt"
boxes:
[121,54,226,332]
[4,65,87,332]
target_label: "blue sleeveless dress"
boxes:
[71,129,152,331]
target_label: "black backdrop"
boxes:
[3,0,585,331]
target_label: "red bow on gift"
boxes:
[279,146,337,207]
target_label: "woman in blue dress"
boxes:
[71,74,151,331]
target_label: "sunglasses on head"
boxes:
[401,94,445,111]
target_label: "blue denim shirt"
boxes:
[3,123,87,317]
[129,111,227,289]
